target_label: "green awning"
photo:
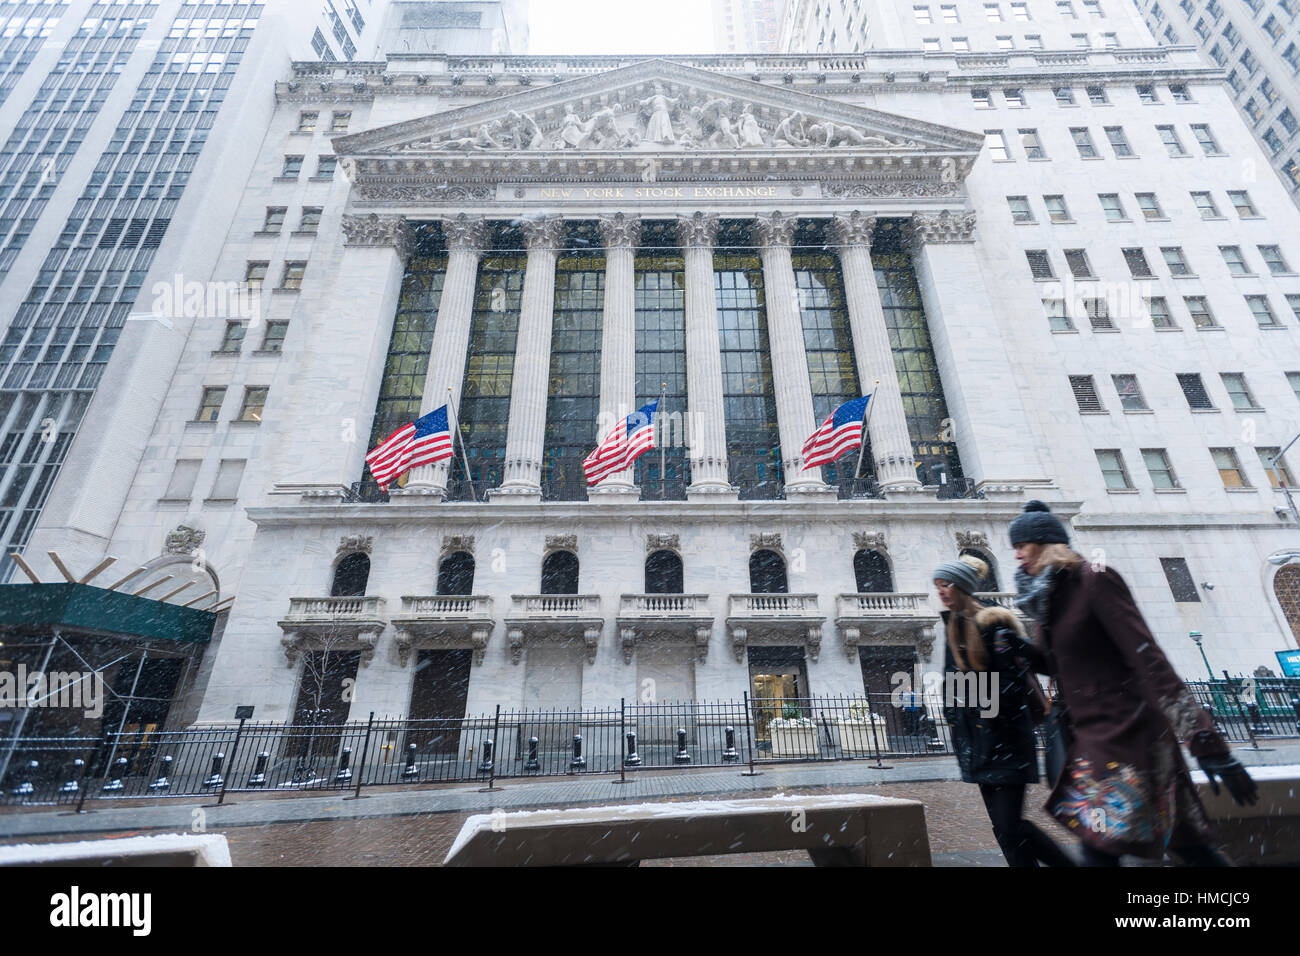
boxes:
[0,583,216,644]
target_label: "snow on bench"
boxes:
[444,792,931,867]
[1192,763,1300,866]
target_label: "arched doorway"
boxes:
[330,553,370,596]
[749,549,787,594]
[1273,564,1300,643]
[540,550,579,594]
[437,551,475,595]
[853,549,894,592]
[645,550,684,594]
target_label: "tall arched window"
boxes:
[959,548,999,592]
[540,550,579,595]
[1273,564,1300,644]
[749,549,788,594]
[854,549,894,593]
[437,551,475,596]
[331,553,370,597]
[645,550,684,594]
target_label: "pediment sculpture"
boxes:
[400,85,925,154]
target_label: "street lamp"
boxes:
[1188,631,1215,680]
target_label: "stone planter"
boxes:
[836,715,888,754]
[769,721,818,757]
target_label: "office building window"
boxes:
[1143,449,1180,489]
[298,111,318,132]
[163,460,201,501]
[1157,125,1187,156]
[1219,245,1250,275]
[1065,249,1095,278]
[1096,449,1133,489]
[1190,124,1222,154]
[1160,558,1200,601]
[281,261,306,290]
[1071,128,1098,157]
[1135,192,1164,219]
[1099,193,1127,220]
[1113,374,1148,409]
[208,459,246,501]
[217,321,244,353]
[1007,196,1035,222]
[1123,248,1153,277]
[196,387,226,422]
[1211,447,1250,488]
[238,386,268,422]
[1259,245,1291,274]
[1220,372,1259,409]
[1247,295,1279,327]
[263,207,286,232]
[1019,129,1045,157]
[1177,373,1214,409]
[1161,247,1191,275]
[1070,375,1104,411]
[1184,296,1217,328]
[1044,195,1071,222]
[1259,447,1296,487]
[1191,192,1221,218]
[1104,126,1134,156]
[985,130,1010,160]
[1146,296,1175,328]
[1026,249,1054,279]
[1044,298,1072,330]
[281,155,303,178]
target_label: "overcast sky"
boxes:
[527,0,718,55]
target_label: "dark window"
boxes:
[1070,375,1104,411]
[1160,557,1200,602]
[749,549,788,594]
[854,549,894,592]
[541,550,579,594]
[330,552,370,596]
[645,549,684,594]
[635,231,688,497]
[1177,373,1214,409]
[436,551,475,595]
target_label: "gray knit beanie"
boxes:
[1008,500,1069,546]
[933,557,984,595]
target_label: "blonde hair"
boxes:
[946,555,991,671]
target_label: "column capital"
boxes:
[675,211,719,248]
[908,209,977,245]
[831,210,881,246]
[342,213,411,258]
[442,213,489,251]
[752,211,796,248]
[598,212,641,249]
[522,216,565,249]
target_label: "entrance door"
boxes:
[408,649,472,754]
[859,645,920,736]
[747,646,810,743]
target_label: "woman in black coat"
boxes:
[934,554,1074,867]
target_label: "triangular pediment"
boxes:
[334,58,980,166]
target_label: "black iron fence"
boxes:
[3,682,1295,809]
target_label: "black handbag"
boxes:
[1043,692,1072,786]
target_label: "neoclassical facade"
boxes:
[24,48,1300,727]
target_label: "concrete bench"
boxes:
[1195,764,1300,866]
[444,793,931,866]
[0,833,232,867]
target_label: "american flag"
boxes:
[365,405,454,490]
[801,394,872,470]
[583,400,659,486]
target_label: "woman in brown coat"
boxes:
[1009,501,1258,865]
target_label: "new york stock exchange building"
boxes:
[24,47,1300,743]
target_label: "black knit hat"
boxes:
[1008,500,1070,546]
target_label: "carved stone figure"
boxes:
[503,110,543,150]
[586,104,627,148]
[737,105,766,148]
[694,98,740,149]
[772,111,809,148]
[557,105,587,148]
[639,82,680,144]
[165,525,205,555]
[806,121,881,148]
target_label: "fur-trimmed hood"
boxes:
[973,604,1026,638]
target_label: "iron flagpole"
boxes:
[446,387,476,502]
[658,382,668,499]
[852,380,880,484]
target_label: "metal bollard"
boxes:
[149,755,173,790]
[402,743,419,778]
[246,752,269,787]
[722,726,739,763]
[334,746,353,783]
[1247,703,1272,735]
[570,734,586,770]
[60,758,84,794]
[674,728,691,764]
[624,731,642,767]
[525,736,540,772]
[477,739,494,774]
[102,757,128,791]
[13,759,37,796]
[202,752,225,789]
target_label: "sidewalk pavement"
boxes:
[0,740,1295,866]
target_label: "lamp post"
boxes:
[1189,631,1215,680]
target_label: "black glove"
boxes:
[1198,754,1259,806]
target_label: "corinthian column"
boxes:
[676,212,733,498]
[591,213,640,496]
[832,211,922,492]
[402,215,488,497]
[755,212,831,496]
[495,217,562,499]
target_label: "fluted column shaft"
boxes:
[756,213,827,492]
[833,211,922,490]
[405,216,487,493]
[676,213,730,493]
[593,214,639,492]
[498,218,562,495]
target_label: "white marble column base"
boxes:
[588,482,640,500]
[686,483,739,502]
[388,485,446,502]
[784,483,838,501]
[487,486,542,503]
